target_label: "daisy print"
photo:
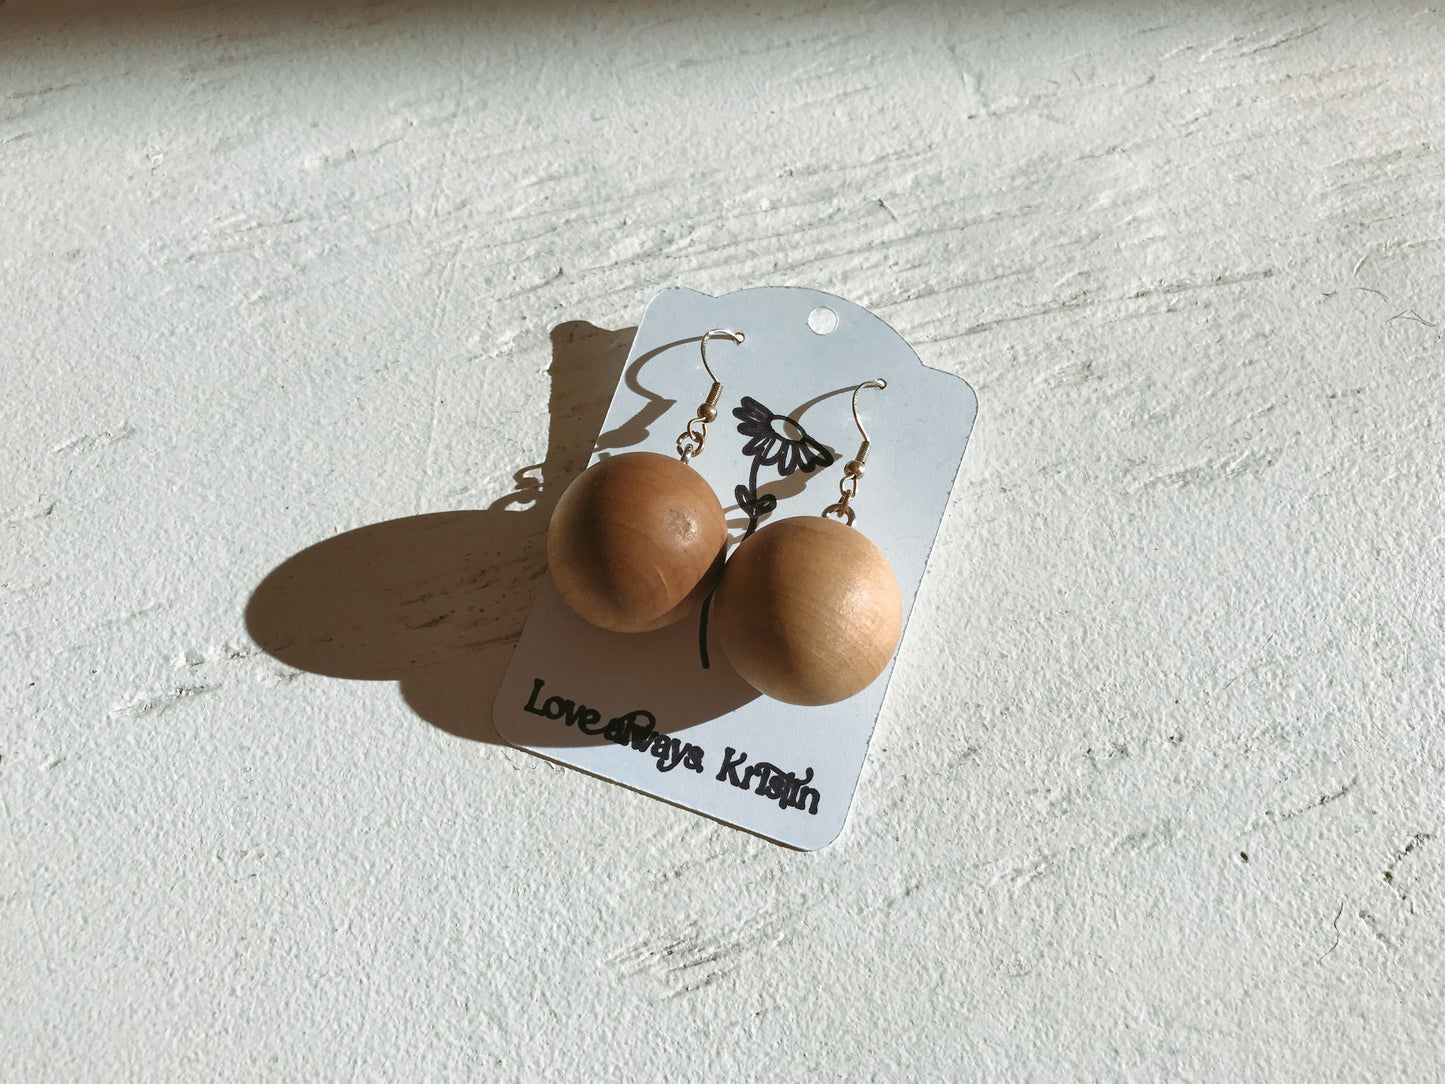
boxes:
[730,395,834,539]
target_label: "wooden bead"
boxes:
[714,516,902,705]
[547,451,726,633]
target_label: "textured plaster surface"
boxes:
[3,2,1443,1080]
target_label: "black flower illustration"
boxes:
[729,396,835,543]
[733,396,834,478]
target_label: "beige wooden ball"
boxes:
[547,450,727,633]
[714,515,902,705]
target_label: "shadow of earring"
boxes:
[245,321,637,744]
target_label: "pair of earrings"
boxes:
[546,329,902,707]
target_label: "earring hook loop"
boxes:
[699,328,744,385]
[823,376,888,525]
[850,378,886,444]
[678,329,745,462]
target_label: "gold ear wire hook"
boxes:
[699,328,742,385]
[678,329,745,462]
[849,377,886,465]
[823,377,887,525]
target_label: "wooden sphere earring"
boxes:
[547,329,743,633]
[714,379,902,705]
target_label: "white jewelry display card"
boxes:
[494,286,977,849]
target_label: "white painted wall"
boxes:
[3,2,1442,1079]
